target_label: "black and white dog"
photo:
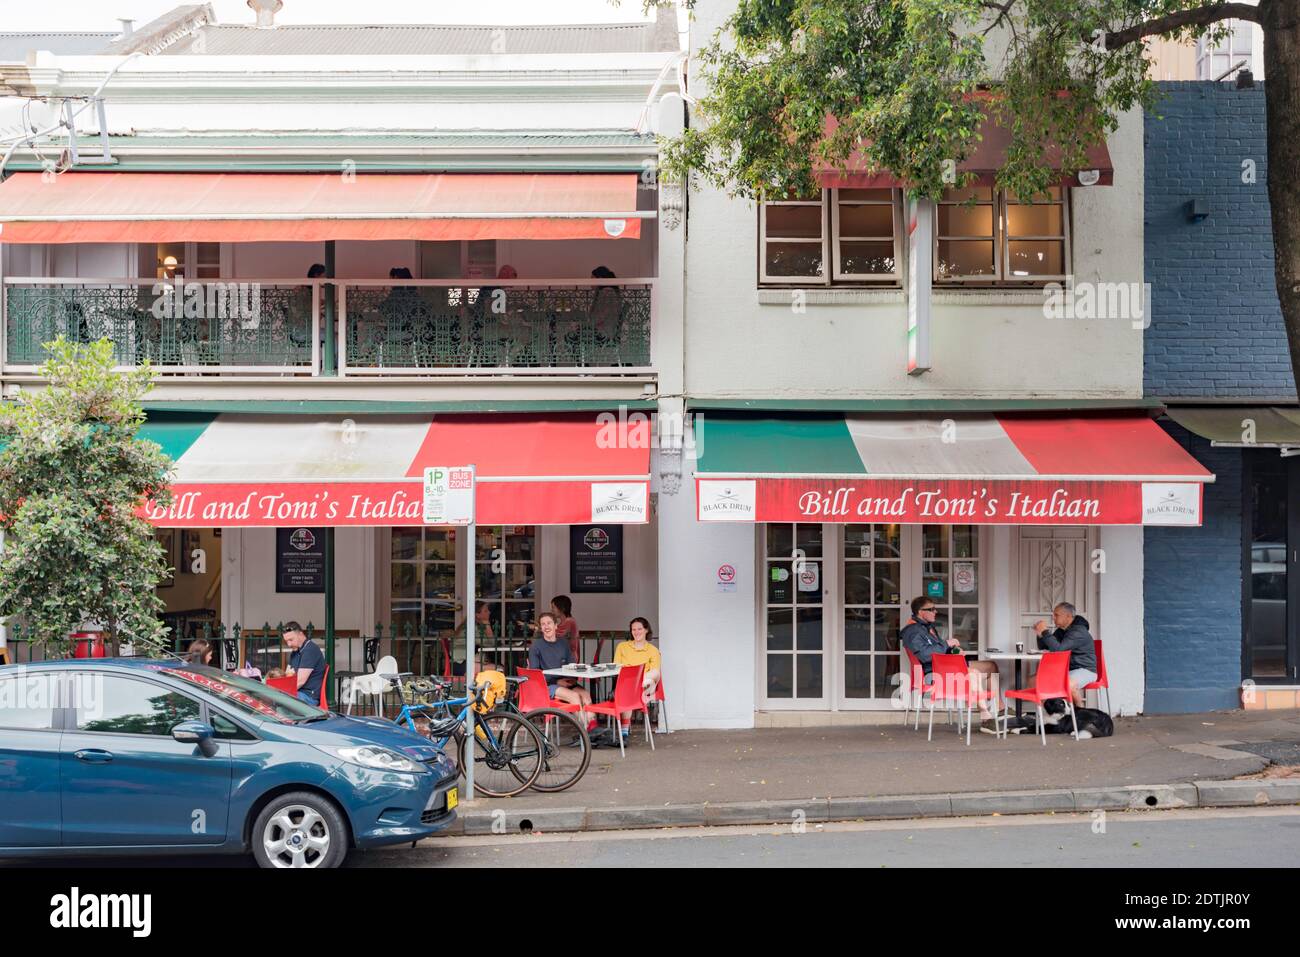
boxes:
[1012,697,1114,738]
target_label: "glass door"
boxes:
[841,524,903,704]
[763,524,828,708]
[1245,452,1298,681]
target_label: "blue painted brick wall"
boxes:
[1144,423,1242,712]
[1144,81,1293,400]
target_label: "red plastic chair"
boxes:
[319,665,330,710]
[653,674,668,732]
[516,667,581,713]
[902,648,939,730]
[1005,650,1078,745]
[586,664,649,757]
[927,655,1002,745]
[266,675,297,696]
[1082,639,1110,714]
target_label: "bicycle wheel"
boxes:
[520,708,591,793]
[457,711,544,798]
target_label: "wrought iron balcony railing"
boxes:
[1,277,655,376]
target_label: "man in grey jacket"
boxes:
[1033,602,1098,707]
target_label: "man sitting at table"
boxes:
[1033,602,1097,708]
[901,596,1003,733]
[527,612,595,730]
[282,622,325,707]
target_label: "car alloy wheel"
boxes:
[262,804,331,868]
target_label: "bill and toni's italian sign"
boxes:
[697,479,1203,526]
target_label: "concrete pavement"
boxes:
[449,708,1300,834]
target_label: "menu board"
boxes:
[276,527,326,593]
[570,525,624,593]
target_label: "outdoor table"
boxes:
[542,663,623,702]
[981,650,1044,718]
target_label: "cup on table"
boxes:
[1015,642,1025,654]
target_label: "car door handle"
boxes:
[73,749,113,764]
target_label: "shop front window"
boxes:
[842,524,902,699]
[475,525,537,640]
[765,523,826,701]
[922,524,981,649]
[390,526,458,638]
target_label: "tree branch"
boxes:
[1102,3,1262,50]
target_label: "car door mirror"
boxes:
[173,720,218,757]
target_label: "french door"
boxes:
[760,523,984,710]
[1245,452,1300,682]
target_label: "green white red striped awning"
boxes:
[139,412,650,527]
[693,413,1212,525]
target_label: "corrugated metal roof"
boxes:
[159,22,677,56]
[0,32,118,60]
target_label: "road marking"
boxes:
[400,805,1300,850]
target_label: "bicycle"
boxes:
[493,675,591,793]
[391,676,544,798]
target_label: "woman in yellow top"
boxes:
[613,617,661,737]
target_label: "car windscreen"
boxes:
[151,664,324,724]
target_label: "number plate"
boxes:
[446,788,458,811]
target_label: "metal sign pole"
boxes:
[464,519,475,802]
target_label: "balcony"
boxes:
[1,277,655,377]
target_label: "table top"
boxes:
[542,664,622,678]
[982,650,1045,661]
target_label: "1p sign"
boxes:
[423,466,475,525]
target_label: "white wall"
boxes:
[657,448,758,728]
[535,522,659,632]
[221,526,375,633]
[1098,524,1144,715]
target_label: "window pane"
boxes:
[844,525,875,558]
[953,525,979,558]
[938,204,993,237]
[922,563,949,603]
[156,243,185,279]
[764,242,825,278]
[504,563,535,597]
[391,528,422,560]
[951,608,979,647]
[424,564,455,598]
[838,203,894,236]
[1005,201,1063,237]
[873,653,901,699]
[838,241,897,276]
[767,524,794,559]
[504,527,535,560]
[844,654,871,698]
[1006,241,1064,277]
[876,524,901,559]
[765,204,823,239]
[874,609,901,652]
[475,526,501,560]
[423,530,455,561]
[796,606,823,650]
[767,608,794,651]
[838,188,894,202]
[924,525,951,557]
[795,654,823,698]
[874,562,901,605]
[936,240,995,278]
[427,600,456,634]
[844,608,872,651]
[796,524,824,558]
[0,674,57,730]
[391,562,420,598]
[1249,455,1287,677]
[844,563,874,605]
[76,677,201,735]
[211,712,254,740]
[767,562,795,604]
[767,654,793,698]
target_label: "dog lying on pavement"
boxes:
[1008,698,1114,738]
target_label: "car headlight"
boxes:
[317,745,426,774]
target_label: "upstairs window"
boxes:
[935,187,1068,284]
[760,189,901,286]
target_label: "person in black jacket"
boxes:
[1033,602,1098,707]
[901,596,1002,732]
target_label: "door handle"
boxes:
[73,749,113,764]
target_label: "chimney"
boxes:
[247,0,283,28]
[117,18,134,38]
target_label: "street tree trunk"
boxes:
[1263,0,1300,398]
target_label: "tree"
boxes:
[0,338,173,657]
[660,0,1300,387]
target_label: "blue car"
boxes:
[0,658,457,868]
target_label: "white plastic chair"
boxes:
[345,655,399,716]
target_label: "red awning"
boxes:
[0,172,645,243]
[141,412,652,528]
[815,113,1114,190]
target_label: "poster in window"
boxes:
[570,525,623,593]
[276,527,326,593]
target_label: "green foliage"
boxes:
[0,338,174,657]
[661,0,1242,201]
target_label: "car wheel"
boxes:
[251,792,349,869]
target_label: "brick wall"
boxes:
[1143,422,1242,712]
[1143,81,1293,401]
